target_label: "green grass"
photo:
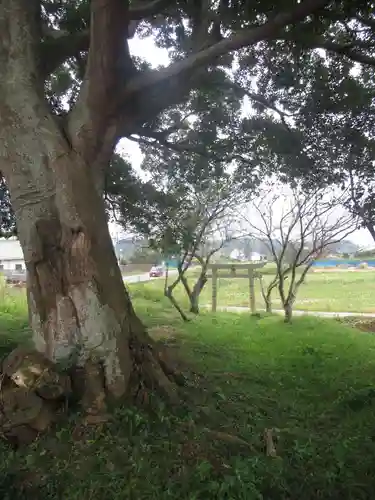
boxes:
[122,268,151,276]
[142,268,375,313]
[2,283,375,497]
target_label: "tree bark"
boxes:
[0,2,180,411]
[264,294,272,314]
[189,272,208,314]
[259,275,274,313]
[0,0,330,415]
[283,301,293,323]
[2,133,179,407]
[189,294,200,315]
[365,222,375,244]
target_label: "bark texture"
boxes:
[283,302,293,323]
[259,275,274,313]
[189,272,208,314]
[0,0,180,413]
[0,0,341,420]
[264,296,272,314]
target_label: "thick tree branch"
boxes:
[129,0,174,20]
[112,0,330,138]
[0,0,42,92]
[355,15,375,31]
[128,130,207,156]
[40,31,89,80]
[348,166,375,242]
[278,29,375,66]
[69,0,133,168]
[121,68,205,136]
[223,81,294,123]
[123,0,331,95]
[39,0,171,79]
[316,40,375,67]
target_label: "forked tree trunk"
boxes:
[283,293,296,323]
[6,145,179,407]
[283,303,293,323]
[189,293,200,315]
[259,275,273,313]
[6,147,179,410]
[0,82,179,416]
[0,1,183,417]
[264,294,272,314]
[189,271,208,314]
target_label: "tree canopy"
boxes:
[1,0,375,235]
[1,0,375,444]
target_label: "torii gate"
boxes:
[207,262,267,314]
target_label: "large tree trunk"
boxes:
[0,70,179,416]
[4,137,179,409]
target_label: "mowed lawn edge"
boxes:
[133,268,375,313]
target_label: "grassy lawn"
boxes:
[142,267,375,313]
[2,284,375,497]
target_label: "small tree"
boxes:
[152,180,245,320]
[184,213,241,315]
[244,185,357,322]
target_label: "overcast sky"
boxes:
[110,35,375,249]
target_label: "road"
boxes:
[2,269,178,286]
[203,305,375,318]
[122,269,179,284]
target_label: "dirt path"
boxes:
[203,306,375,318]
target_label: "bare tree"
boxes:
[243,185,358,322]
[185,211,242,315]
[157,181,245,319]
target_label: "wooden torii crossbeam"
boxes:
[207,262,267,314]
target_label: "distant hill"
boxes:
[218,237,360,259]
[113,234,360,262]
[326,240,359,255]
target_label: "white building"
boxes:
[229,249,268,262]
[0,237,25,271]
[249,252,266,261]
[229,249,245,260]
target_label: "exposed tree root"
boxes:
[129,334,186,407]
[0,326,188,446]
